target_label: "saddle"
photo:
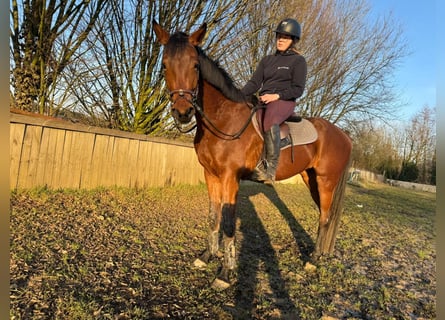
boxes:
[253,112,318,149]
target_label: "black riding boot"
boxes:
[264,124,281,185]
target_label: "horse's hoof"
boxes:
[211,278,231,290]
[193,258,207,268]
[304,261,317,272]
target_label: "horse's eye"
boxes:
[162,63,166,71]
[194,63,200,71]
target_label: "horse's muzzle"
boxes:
[171,106,195,124]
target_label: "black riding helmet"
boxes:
[274,18,301,40]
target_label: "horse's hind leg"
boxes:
[301,169,320,208]
[313,170,349,261]
[302,170,338,260]
[193,172,222,267]
[312,176,336,259]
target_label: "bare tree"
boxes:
[10,0,408,136]
[63,0,251,134]
[349,121,402,175]
[232,0,408,126]
[349,105,436,184]
[400,106,436,183]
[10,0,106,115]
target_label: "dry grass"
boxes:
[10,181,435,319]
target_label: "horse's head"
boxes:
[153,20,207,124]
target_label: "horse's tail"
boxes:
[323,155,352,253]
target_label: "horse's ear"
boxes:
[152,19,170,45]
[189,23,207,46]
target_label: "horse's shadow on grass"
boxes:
[230,182,315,318]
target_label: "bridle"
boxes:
[167,87,200,133]
[166,54,265,139]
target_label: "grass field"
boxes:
[10,181,436,319]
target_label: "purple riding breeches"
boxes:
[259,100,296,132]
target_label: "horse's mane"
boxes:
[196,47,246,103]
[165,32,246,103]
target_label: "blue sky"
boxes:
[368,0,436,120]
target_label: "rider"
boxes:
[241,18,307,184]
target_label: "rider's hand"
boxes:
[259,93,280,104]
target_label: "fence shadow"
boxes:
[229,183,315,318]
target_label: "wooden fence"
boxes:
[15,111,432,192]
[10,112,205,190]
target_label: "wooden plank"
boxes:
[77,132,95,189]
[16,126,43,189]
[34,128,51,187]
[112,137,131,187]
[146,142,158,187]
[151,142,170,187]
[58,130,75,188]
[134,140,151,188]
[164,144,177,186]
[86,134,100,188]
[88,134,111,188]
[175,146,188,185]
[9,123,26,189]
[68,131,87,188]
[100,137,116,187]
[49,129,66,188]
[127,139,141,188]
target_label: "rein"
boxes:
[195,102,265,140]
[171,92,264,139]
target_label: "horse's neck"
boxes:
[201,81,247,116]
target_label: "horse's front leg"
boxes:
[193,199,221,267]
[211,175,239,290]
[193,172,222,267]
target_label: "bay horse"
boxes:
[153,21,352,289]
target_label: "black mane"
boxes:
[196,47,246,102]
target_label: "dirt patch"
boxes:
[10,182,435,319]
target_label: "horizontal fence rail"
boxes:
[10,112,205,190]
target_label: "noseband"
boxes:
[168,88,199,107]
[167,86,200,133]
